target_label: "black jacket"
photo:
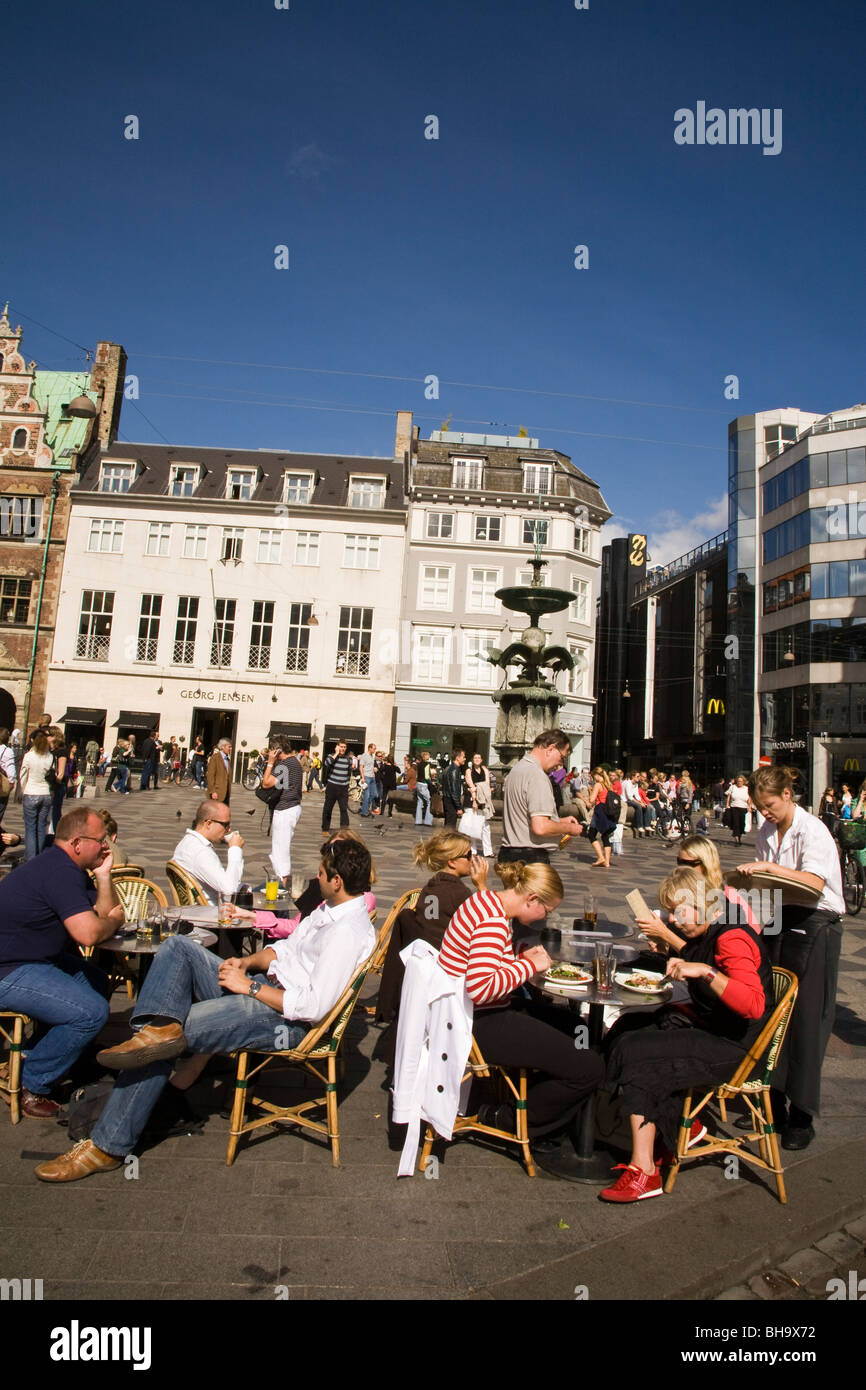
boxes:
[442,761,466,809]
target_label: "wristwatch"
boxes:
[705,967,717,983]
[248,979,263,997]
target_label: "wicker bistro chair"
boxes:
[85,877,170,999]
[419,1038,536,1178]
[663,966,799,1204]
[0,1013,32,1123]
[225,890,412,1167]
[166,860,209,907]
[110,863,143,879]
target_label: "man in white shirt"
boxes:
[172,801,244,899]
[35,840,376,1181]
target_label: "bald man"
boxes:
[172,801,244,899]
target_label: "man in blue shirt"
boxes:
[0,807,123,1117]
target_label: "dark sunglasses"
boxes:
[677,856,700,866]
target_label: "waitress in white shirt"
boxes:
[737,764,844,1151]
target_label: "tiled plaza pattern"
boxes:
[0,781,864,1302]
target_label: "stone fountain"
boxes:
[485,555,586,769]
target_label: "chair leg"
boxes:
[664,1094,691,1194]
[326,1055,340,1167]
[516,1071,535,1177]
[226,1052,249,1166]
[419,1125,435,1172]
[761,1088,787,1204]
[9,1018,23,1126]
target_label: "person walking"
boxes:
[725,774,752,846]
[414,750,435,828]
[464,751,494,856]
[359,742,378,819]
[139,729,160,792]
[190,734,205,788]
[206,738,233,804]
[587,767,617,869]
[378,753,399,817]
[20,731,56,860]
[442,749,468,829]
[306,752,323,792]
[263,738,303,885]
[321,740,354,832]
[499,729,583,865]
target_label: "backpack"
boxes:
[65,1079,206,1143]
[605,791,622,823]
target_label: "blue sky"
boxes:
[4,0,865,561]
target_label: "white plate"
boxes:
[544,968,593,989]
[615,970,671,996]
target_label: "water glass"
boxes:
[135,917,149,945]
[218,891,236,926]
[594,941,616,992]
[290,871,307,903]
[147,909,164,943]
[162,908,182,937]
[583,894,597,927]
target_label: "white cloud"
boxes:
[646,495,728,567]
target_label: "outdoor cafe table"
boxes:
[521,926,688,1183]
[98,925,218,992]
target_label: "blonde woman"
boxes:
[637,835,763,956]
[377,830,488,1026]
[725,774,752,846]
[588,768,615,868]
[437,860,604,1141]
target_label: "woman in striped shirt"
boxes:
[438,860,604,1142]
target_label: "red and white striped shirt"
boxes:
[438,890,535,1008]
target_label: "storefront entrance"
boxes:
[191,708,238,758]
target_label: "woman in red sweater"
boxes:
[438,860,604,1142]
[600,865,773,1203]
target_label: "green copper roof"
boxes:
[34,370,98,468]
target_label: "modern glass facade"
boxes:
[725,424,758,772]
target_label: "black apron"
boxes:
[765,904,842,1117]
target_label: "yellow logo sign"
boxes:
[707,699,725,715]
[844,757,860,772]
[629,534,646,567]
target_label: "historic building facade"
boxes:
[0,304,125,736]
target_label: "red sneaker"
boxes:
[657,1119,708,1165]
[599,1163,662,1203]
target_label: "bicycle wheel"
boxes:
[842,851,864,915]
[242,769,261,791]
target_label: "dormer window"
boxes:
[451,456,485,489]
[522,462,551,495]
[11,428,28,451]
[169,464,199,497]
[283,472,314,504]
[226,467,257,501]
[100,461,136,493]
[349,476,386,508]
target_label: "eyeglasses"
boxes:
[210,820,231,829]
[676,857,700,866]
[76,835,110,846]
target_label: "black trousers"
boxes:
[443,802,461,829]
[472,1001,604,1137]
[321,783,349,830]
[767,908,842,1118]
[496,846,550,865]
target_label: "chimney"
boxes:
[394,410,413,463]
[90,341,128,446]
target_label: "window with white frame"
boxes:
[0,495,41,542]
[173,595,199,664]
[283,472,314,504]
[286,601,312,672]
[349,476,386,508]
[221,528,243,562]
[210,598,236,667]
[168,464,199,497]
[475,514,501,542]
[516,567,551,588]
[412,628,449,684]
[522,518,549,547]
[468,567,501,613]
[257,529,281,563]
[463,629,498,689]
[574,523,591,555]
[426,511,454,539]
[522,463,552,495]
[343,534,380,568]
[182,524,207,560]
[145,522,171,557]
[249,600,274,669]
[418,564,453,610]
[295,531,319,565]
[136,594,162,662]
[336,606,373,676]
[567,641,587,695]
[88,519,124,554]
[76,590,114,661]
[100,462,135,493]
[226,468,257,501]
[451,456,485,489]
[570,575,590,624]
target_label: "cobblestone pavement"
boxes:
[0,781,863,1301]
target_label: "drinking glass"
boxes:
[135,917,149,945]
[147,909,164,943]
[594,941,615,992]
[583,894,597,927]
[218,891,236,926]
[290,871,307,903]
[163,907,182,937]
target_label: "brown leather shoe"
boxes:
[35,1139,122,1183]
[97,1022,186,1070]
[20,1089,62,1119]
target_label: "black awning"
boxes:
[59,708,107,725]
[268,722,312,741]
[113,711,160,731]
[322,725,366,745]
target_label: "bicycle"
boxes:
[837,820,866,916]
[243,756,266,792]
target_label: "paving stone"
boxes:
[775,1247,836,1285]
[812,1230,863,1263]
[0,1230,103,1280]
[843,1214,866,1242]
[715,1285,760,1300]
[83,1233,283,1286]
[44,1282,166,1301]
[276,1236,454,1289]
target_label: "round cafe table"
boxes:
[99,925,218,993]
[525,930,686,1184]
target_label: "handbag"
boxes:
[721,806,733,828]
[255,783,282,808]
[458,809,485,839]
[431,791,444,818]
[0,770,12,798]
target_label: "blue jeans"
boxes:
[361,776,376,815]
[91,936,308,1156]
[22,794,52,860]
[192,757,204,787]
[415,781,433,826]
[0,955,110,1094]
[139,759,157,790]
